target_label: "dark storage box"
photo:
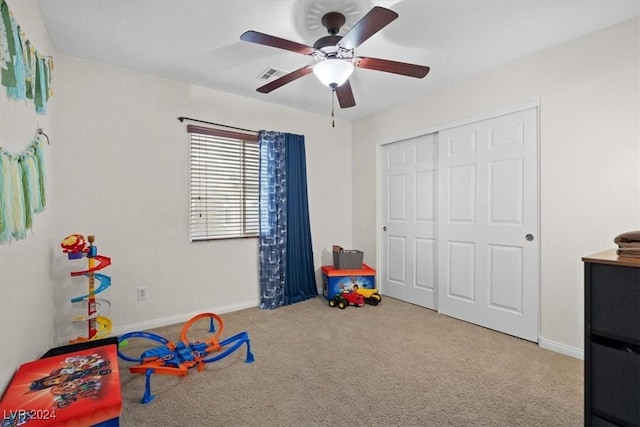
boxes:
[591,342,639,425]
[332,246,364,270]
[591,263,640,342]
[41,336,119,359]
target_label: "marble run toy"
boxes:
[117,313,254,404]
[61,234,113,343]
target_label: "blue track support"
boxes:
[209,317,216,333]
[202,332,255,364]
[244,335,255,364]
[141,369,156,404]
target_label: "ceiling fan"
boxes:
[239,6,430,110]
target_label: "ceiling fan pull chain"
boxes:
[331,89,335,128]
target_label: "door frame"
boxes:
[376,99,540,337]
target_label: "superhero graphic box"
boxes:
[322,264,376,300]
[0,345,121,426]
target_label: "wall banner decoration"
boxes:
[0,133,47,244]
[1,0,54,114]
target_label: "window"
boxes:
[188,124,259,241]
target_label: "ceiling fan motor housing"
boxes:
[314,12,347,53]
[313,35,342,51]
[321,12,346,35]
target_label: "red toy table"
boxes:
[0,344,121,426]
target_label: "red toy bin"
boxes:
[0,344,121,426]
[322,264,376,301]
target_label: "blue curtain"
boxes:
[258,131,316,309]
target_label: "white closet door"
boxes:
[438,108,539,342]
[381,134,438,309]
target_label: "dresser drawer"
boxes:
[589,263,640,343]
[590,342,640,426]
[589,414,622,426]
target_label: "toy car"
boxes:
[354,288,381,306]
[328,295,348,309]
[328,291,365,308]
[341,291,365,307]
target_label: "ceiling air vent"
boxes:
[257,67,287,80]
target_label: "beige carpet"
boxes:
[117,296,583,427]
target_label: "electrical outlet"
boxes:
[137,287,147,301]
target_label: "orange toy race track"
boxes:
[117,312,254,403]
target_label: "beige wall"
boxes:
[352,17,640,354]
[0,0,56,391]
[49,55,352,341]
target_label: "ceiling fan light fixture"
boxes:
[313,59,354,88]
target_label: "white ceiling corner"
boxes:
[34,0,640,121]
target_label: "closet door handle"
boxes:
[525,234,534,241]
[383,226,387,231]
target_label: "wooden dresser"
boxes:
[583,250,640,426]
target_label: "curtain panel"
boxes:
[258,131,316,309]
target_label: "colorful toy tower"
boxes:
[61,234,113,343]
[86,235,98,340]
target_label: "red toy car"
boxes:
[328,291,365,309]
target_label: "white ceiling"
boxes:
[35,0,640,121]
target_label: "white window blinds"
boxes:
[188,125,259,241]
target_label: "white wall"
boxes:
[1,1,353,392]
[50,55,353,341]
[352,17,640,353]
[0,0,56,392]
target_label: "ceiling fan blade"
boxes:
[240,30,315,56]
[353,57,430,79]
[335,80,356,108]
[256,65,314,93]
[338,6,398,50]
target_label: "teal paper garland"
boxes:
[0,0,53,113]
[0,135,47,244]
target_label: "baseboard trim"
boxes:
[538,337,584,360]
[56,299,259,346]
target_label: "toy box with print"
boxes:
[321,264,379,307]
[0,345,121,427]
